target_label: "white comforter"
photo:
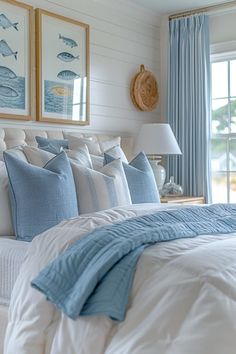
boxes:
[0,237,28,306]
[4,204,236,354]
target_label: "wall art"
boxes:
[0,0,33,120]
[36,9,90,125]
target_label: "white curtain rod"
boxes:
[169,1,236,20]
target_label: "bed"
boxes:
[0,238,28,352]
[2,127,236,354]
[3,203,236,354]
[0,126,133,353]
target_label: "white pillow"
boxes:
[90,145,128,172]
[99,137,121,152]
[67,135,102,156]
[0,161,14,236]
[105,145,128,163]
[5,146,28,162]
[67,135,122,157]
[23,145,92,169]
[71,159,131,214]
[90,154,104,171]
[23,146,54,167]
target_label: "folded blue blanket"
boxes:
[32,204,236,321]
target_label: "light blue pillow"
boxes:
[104,152,160,204]
[36,136,69,154]
[4,151,78,241]
[71,159,131,214]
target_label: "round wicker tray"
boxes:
[130,64,159,112]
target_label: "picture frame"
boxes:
[0,0,33,121]
[35,9,90,125]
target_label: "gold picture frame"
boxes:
[35,9,90,125]
[0,0,33,121]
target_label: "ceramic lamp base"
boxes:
[149,159,166,192]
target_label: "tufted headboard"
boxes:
[0,128,134,160]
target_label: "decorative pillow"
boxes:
[4,151,78,241]
[67,135,122,157]
[4,146,28,162]
[66,148,93,168]
[104,152,160,204]
[91,145,128,171]
[99,137,121,152]
[0,162,14,236]
[67,135,102,156]
[104,145,128,163]
[23,145,92,169]
[71,159,131,214]
[23,146,54,167]
[36,136,69,154]
[90,154,104,171]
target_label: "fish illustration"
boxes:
[0,40,17,60]
[0,85,18,97]
[59,34,78,48]
[0,66,16,79]
[51,86,72,97]
[0,14,18,31]
[57,70,80,81]
[57,52,80,62]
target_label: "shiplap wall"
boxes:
[0,0,161,136]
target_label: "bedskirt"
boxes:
[0,305,8,353]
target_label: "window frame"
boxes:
[211,51,236,203]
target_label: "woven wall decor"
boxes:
[130,64,159,112]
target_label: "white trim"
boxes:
[210,54,236,203]
[211,41,236,59]
[209,5,236,18]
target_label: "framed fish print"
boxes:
[0,0,33,120]
[35,9,90,125]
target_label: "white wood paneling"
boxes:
[0,0,161,137]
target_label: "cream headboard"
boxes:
[0,128,134,160]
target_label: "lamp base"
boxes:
[149,159,166,192]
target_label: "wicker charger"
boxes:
[130,64,159,112]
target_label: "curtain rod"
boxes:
[169,1,236,20]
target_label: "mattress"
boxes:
[0,237,28,306]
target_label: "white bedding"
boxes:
[0,305,8,354]
[0,237,28,306]
[4,203,236,354]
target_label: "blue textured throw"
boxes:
[32,204,236,321]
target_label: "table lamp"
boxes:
[135,123,182,191]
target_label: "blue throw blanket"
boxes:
[31,204,236,321]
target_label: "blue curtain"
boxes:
[167,14,211,202]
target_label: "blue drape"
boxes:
[167,14,211,202]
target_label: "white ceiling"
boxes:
[128,0,233,15]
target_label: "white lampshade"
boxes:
[135,123,181,192]
[135,123,182,156]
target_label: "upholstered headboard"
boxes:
[0,128,134,160]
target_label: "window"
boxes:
[211,58,236,203]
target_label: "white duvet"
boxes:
[4,204,236,354]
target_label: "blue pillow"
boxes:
[36,136,68,154]
[104,152,160,204]
[4,151,78,241]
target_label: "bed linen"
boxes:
[0,237,28,306]
[32,204,236,321]
[4,203,236,354]
[0,305,8,354]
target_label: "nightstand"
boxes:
[160,196,205,204]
